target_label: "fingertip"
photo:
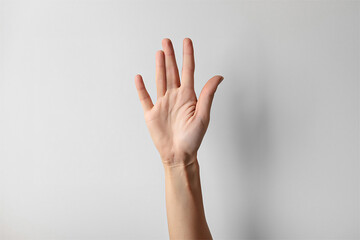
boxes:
[162,38,171,47]
[156,50,165,66]
[214,74,223,79]
[183,38,194,55]
[212,75,224,84]
[134,74,144,89]
[183,37,192,45]
[219,75,224,83]
[156,50,164,56]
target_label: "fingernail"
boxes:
[219,76,224,83]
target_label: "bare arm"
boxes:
[164,156,211,239]
[134,38,223,239]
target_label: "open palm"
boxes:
[135,38,223,167]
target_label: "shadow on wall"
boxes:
[228,72,272,239]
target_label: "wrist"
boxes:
[161,152,198,168]
[163,157,201,195]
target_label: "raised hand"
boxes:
[135,38,223,167]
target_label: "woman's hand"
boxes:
[135,38,220,239]
[135,38,223,167]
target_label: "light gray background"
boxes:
[0,0,359,239]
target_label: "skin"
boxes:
[134,38,223,239]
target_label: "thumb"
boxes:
[196,75,224,125]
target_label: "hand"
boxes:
[135,38,224,167]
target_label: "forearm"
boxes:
[163,156,212,240]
